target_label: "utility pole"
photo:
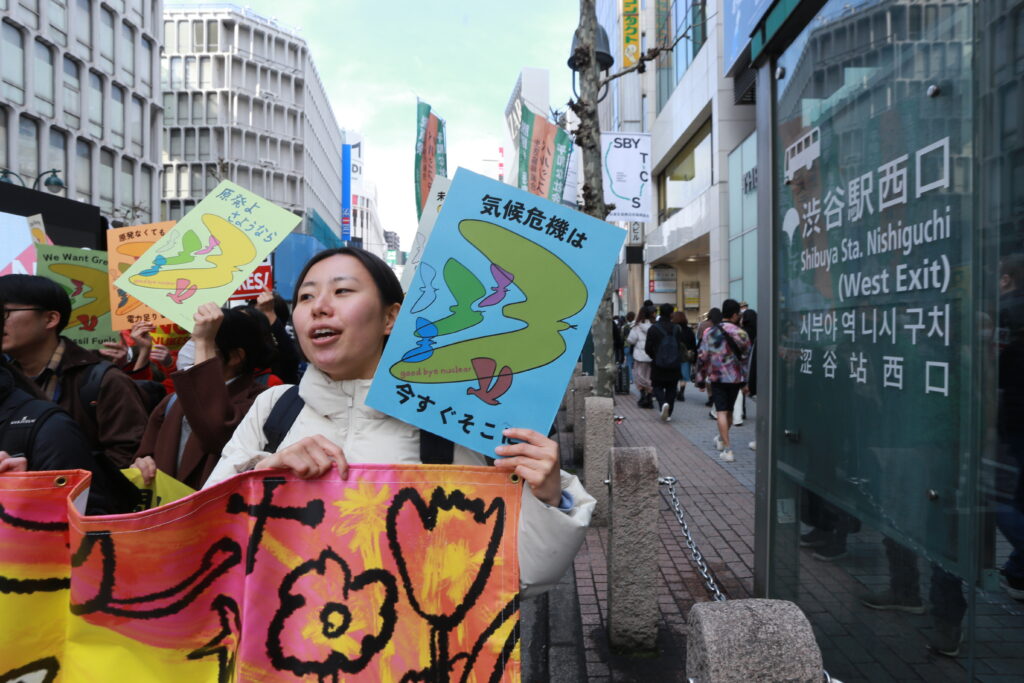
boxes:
[569,0,615,398]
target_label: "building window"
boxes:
[656,0,707,111]
[169,128,181,159]
[47,128,66,193]
[130,96,143,156]
[62,56,80,127]
[98,6,113,73]
[126,0,142,27]
[198,129,210,159]
[206,92,218,123]
[18,115,39,180]
[176,92,187,123]
[191,94,202,121]
[190,165,201,197]
[177,20,189,53]
[75,138,90,202]
[87,70,102,137]
[49,0,68,46]
[2,22,25,105]
[139,165,151,221]
[162,92,174,121]
[33,40,54,117]
[110,84,124,147]
[184,56,197,88]
[16,0,39,29]
[120,157,133,212]
[120,23,134,86]
[207,19,218,51]
[199,56,211,88]
[163,19,175,52]
[184,129,195,159]
[73,0,90,55]
[99,148,113,213]
[657,119,712,222]
[140,36,152,96]
[193,20,203,53]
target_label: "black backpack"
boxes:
[262,385,456,464]
[652,322,683,369]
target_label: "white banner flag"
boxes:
[601,132,652,221]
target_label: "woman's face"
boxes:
[293,254,400,381]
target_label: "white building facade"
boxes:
[1,0,163,223]
[160,3,341,229]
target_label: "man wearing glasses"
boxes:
[0,275,148,467]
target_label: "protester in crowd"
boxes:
[741,308,758,449]
[131,303,277,490]
[254,288,302,385]
[0,299,133,514]
[671,309,696,402]
[622,310,636,384]
[0,275,148,467]
[626,305,656,408]
[203,247,595,597]
[645,303,683,422]
[694,299,751,463]
[697,308,719,409]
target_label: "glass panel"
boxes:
[177,20,189,53]
[119,157,133,212]
[728,237,742,281]
[130,96,142,156]
[62,56,80,127]
[72,0,89,53]
[193,20,203,53]
[47,128,66,194]
[87,71,102,137]
[119,23,134,86]
[2,22,25,105]
[18,116,38,180]
[140,37,152,95]
[0,110,6,169]
[207,19,218,51]
[98,6,113,73]
[139,165,151,221]
[728,144,743,238]
[75,139,90,202]
[110,85,124,147]
[163,19,175,52]
[99,148,113,213]
[49,0,67,46]
[768,0,995,680]
[742,134,758,232]
[742,229,756,305]
[33,40,53,117]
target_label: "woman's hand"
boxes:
[256,288,277,325]
[130,321,155,370]
[98,338,129,366]
[150,344,171,365]
[132,456,157,486]
[0,451,27,473]
[256,435,348,480]
[493,428,562,507]
[191,303,225,367]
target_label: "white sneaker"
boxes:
[714,435,725,451]
[660,403,670,422]
[749,441,756,451]
[733,420,744,426]
[720,449,735,462]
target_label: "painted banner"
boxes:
[415,100,448,220]
[27,213,53,246]
[106,222,176,331]
[367,168,626,456]
[517,108,573,203]
[114,181,301,332]
[0,211,35,276]
[0,465,523,681]
[35,244,119,349]
[622,0,640,68]
[227,259,273,302]
[400,175,452,293]
[601,131,652,221]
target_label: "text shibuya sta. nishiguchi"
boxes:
[800,204,952,273]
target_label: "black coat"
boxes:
[645,319,683,385]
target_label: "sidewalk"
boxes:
[572,386,759,681]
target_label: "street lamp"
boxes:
[568,22,614,103]
[0,168,66,193]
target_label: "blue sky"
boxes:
[175,0,580,247]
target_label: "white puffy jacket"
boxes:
[626,321,653,363]
[205,366,596,598]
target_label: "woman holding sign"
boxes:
[205,247,594,597]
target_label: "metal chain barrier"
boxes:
[658,475,841,682]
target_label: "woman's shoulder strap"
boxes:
[262,385,304,453]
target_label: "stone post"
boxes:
[686,599,823,682]
[572,375,594,459]
[608,446,659,652]
[583,396,613,527]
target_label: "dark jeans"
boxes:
[653,382,677,416]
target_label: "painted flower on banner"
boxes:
[266,548,398,678]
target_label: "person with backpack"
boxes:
[0,300,136,514]
[645,303,684,422]
[203,247,595,598]
[131,303,278,490]
[693,299,751,462]
[0,275,149,467]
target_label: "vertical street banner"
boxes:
[415,100,448,220]
[601,131,652,221]
[401,175,452,293]
[0,465,523,681]
[517,108,574,202]
[367,168,626,456]
[114,181,301,331]
[622,0,640,68]
[35,244,119,349]
[0,211,35,276]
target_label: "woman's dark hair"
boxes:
[707,307,723,324]
[216,307,277,375]
[658,303,674,319]
[291,247,403,308]
[722,298,741,319]
[0,274,72,333]
[272,291,291,324]
[741,308,758,342]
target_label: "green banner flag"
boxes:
[518,108,573,202]
[415,100,447,220]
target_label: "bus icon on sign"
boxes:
[784,127,820,183]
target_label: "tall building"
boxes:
[160,3,341,230]
[0,0,163,224]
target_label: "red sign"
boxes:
[229,262,273,301]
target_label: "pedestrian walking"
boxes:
[694,299,751,462]
[626,306,655,408]
[645,303,684,421]
[671,309,696,402]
